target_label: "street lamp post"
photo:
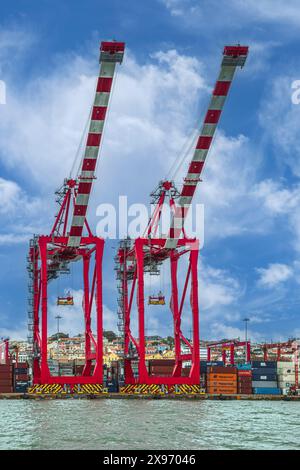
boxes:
[55,314,62,336]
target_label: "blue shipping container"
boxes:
[251,367,278,375]
[251,361,277,369]
[200,361,223,372]
[253,387,281,395]
[13,368,28,375]
[15,386,28,393]
[237,364,251,370]
[252,373,277,381]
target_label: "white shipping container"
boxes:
[200,348,208,360]
[277,373,296,381]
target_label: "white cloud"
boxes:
[259,75,300,178]
[231,1,300,26]
[0,177,21,214]
[161,0,300,28]
[256,263,293,288]
[0,26,34,75]
[0,177,46,245]
[253,179,300,214]
[253,179,300,252]
[0,177,40,215]
[210,322,263,342]
[200,263,242,311]
[0,324,27,341]
[0,46,207,196]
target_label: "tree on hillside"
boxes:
[103,330,117,342]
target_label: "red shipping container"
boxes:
[0,387,13,393]
[238,371,252,376]
[148,359,175,367]
[207,366,237,374]
[0,364,12,373]
[14,374,29,381]
[238,377,252,384]
[0,373,12,379]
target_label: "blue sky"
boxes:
[1,0,300,342]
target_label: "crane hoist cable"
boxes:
[71,106,93,181]
[166,126,199,183]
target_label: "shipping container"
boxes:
[207,387,237,394]
[200,361,223,372]
[0,364,12,372]
[207,366,237,374]
[13,367,29,375]
[14,374,29,381]
[252,380,278,388]
[237,370,252,376]
[207,382,237,388]
[252,373,277,381]
[251,361,277,369]
[105,381,119,393]
[13,362,28,368]
[0,375,12,381]
[237,363,251,370]
[238,374,252,380]
[253,387,281,395]
[251,367,278,375]
[0,387,13,393]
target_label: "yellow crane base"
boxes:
[27,384,107,395]
[119,384,201,395]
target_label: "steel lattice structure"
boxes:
[27,41,125,389]
[116,45,249,386]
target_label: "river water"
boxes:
[0,399,299,450]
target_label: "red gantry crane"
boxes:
[207,339,251,365]
[262,340,293,362]
[262,340,299,393]
[116,45,249,394]
[27,41,125,394]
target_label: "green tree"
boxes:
[103,330,117,342]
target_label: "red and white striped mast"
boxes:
[165,45,248,249]
[67,42,125,247]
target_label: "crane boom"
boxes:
[165,45,248,249]
[68,41,125,247]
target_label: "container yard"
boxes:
[1,340,299,398]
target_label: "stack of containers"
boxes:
[277,361,299,393]
[13,362,29,393]
[207,365,237,394]
[105,361,120,392]
[48,359,59,376]
[251,361,281,395]
[237,364,252,394]
[201,361,223,392]
[0,363,13,393]
[59,361,74,376]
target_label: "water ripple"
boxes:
[0,399,299,450]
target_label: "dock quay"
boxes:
[1,392,300,401]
